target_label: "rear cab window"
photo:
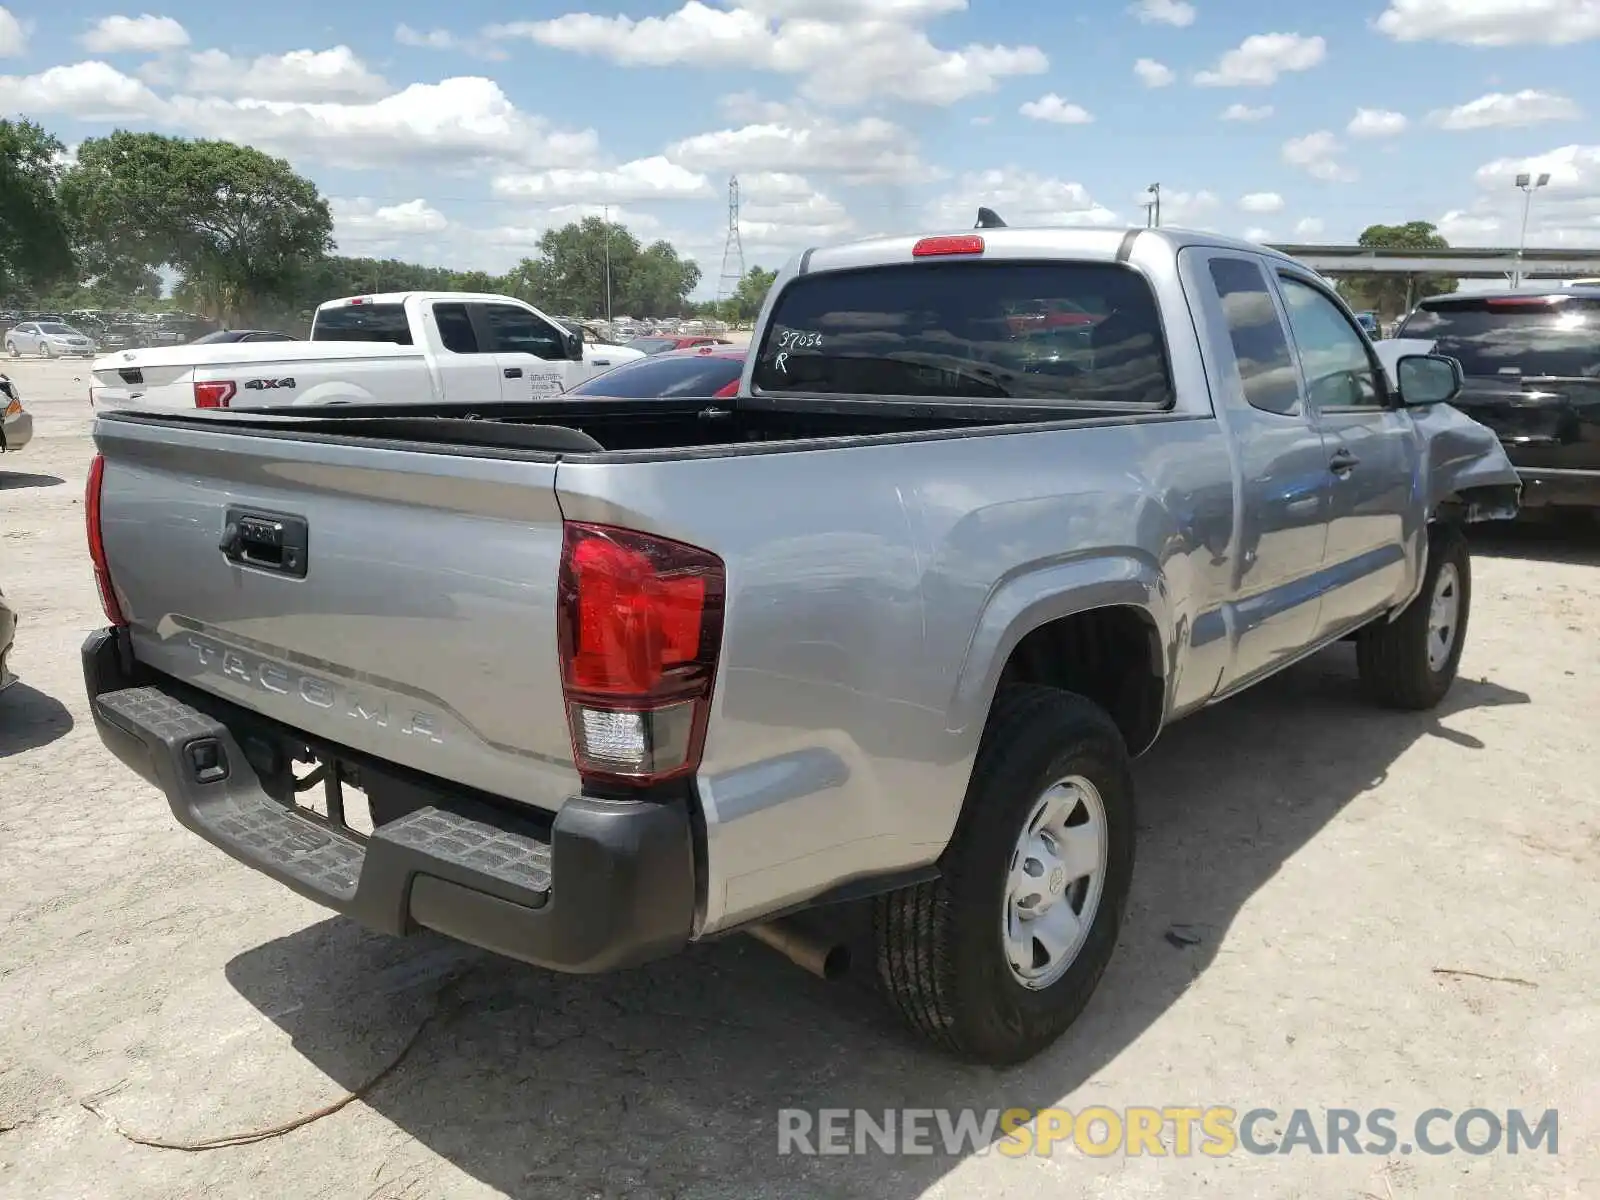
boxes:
[310,303,414,345]
[750,261,1173,407]
[1398,295,1600,379]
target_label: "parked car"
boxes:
[566,345,746,399]
[1354,311,1380,337]
[1395,288,1599,512]
[0,375,29,453]
[4,320,96,358]
[626,335,734,355]
[82,222,1519,1064]
[88,292,648,411]
[0,587,15,691]
[96,323,148,352]
[188,329,301,345]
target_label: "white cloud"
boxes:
[1194,33,1325,86]
[80,14,189,54]
[666,112,930,183]
[1283,130,1358,182]
[1129,0,1196,27]
[331,197,450,245]
[1444,144,1600,248]
[1293,216,1325,238]
[1430,90,1581,130]
[1019,93,1094,124]
[1221,102,1272,121]
[162,47,389,102]
[493,156,713,202]
[1239,191,1284,213]
[1435,210,1503,241]
[1347,108,1408,138]
[396,24,455,49]
[491,1,1047,106]
[1375,0,1600,46]
[1243,227,1273,243]
[0,61,165,119]
[739,173,855,242]
[926,169,1119,229]
[1134,58,1175,87]
[1148,188,1220,226]
[0,7,26,57]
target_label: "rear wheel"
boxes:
[1356,522,1471,710]
[874,685,1136,1064]
[4,341,16,358]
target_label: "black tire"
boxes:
[1356,522,1471,710]
[873,685,1136,1064]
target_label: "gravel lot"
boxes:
[2,356,1597,1199]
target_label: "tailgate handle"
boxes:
[220,508,309,578]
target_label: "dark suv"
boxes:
[1397,288,1600,512]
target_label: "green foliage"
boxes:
[503,217,701,317]
[1340,221,1460,316]
[0,119,75,295]
[61,131,334,322]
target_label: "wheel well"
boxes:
[994,606,1165,754]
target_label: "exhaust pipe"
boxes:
[747,919,851,981]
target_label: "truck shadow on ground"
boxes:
[0,471,65,491]
[0,682,75,759]
[225,649,1528,1199]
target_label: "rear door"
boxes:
[474,302,578,400]
[1184,250,1333,689]
[1274,269,1420,636]
[422,300,502,405]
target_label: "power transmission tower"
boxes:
[715,175,746,303]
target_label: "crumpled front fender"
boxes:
[1373,338,1521,522]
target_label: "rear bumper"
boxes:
[83,629,697,973]
[1516,468,1600,510]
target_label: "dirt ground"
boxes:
[1,356,1597,1200]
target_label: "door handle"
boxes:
[1329,449,1359,474]
[504,367,523,378]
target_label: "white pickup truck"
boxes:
[89,292,646,412]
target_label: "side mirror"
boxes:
[564,327,583,360]
[1395,353,1462,407]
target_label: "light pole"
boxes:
[602,204,614,322]
[1512,171,1550,288]
[1144,182,1161,228]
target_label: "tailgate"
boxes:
[93,416,579,811]
[1454,376,1600,471]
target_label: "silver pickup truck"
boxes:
[83,224,1520,1064]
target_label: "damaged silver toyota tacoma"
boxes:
[82,223,1519,1064]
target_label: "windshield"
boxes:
[566,354,744,398]
[749,260,1173,406]
[1398,297,1600,378]
[311,303,413,344]
[39,323,78,335]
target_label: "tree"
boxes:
[1340,221,1459,318]
[0,119,74,297]
[507,218,701,317]
[731,266,778,323]
[61,131,333,322]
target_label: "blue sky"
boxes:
[3,0,1599,296]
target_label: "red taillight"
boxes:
[1484,297,1557,308]
[194,380,235,408]
[913,234,985,257]
[85,454,127,627]
[557,522,725,787]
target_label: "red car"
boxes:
[565,344,746,399]
[626,335,734,355]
